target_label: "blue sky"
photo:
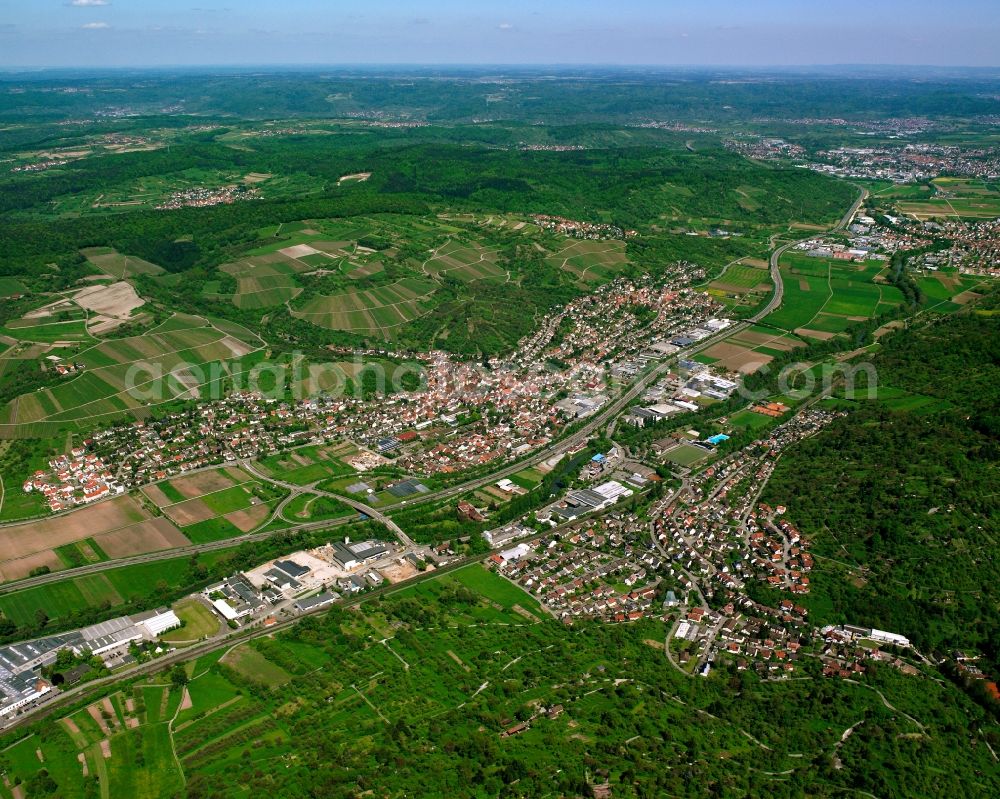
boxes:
[0,0,998,68]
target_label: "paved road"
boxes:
[239,461,416,548]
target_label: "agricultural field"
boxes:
[81,247,166,279]
[0,547,237,626]
[0,314,263,435]
[0,494,192,584]
[763,252,906,339]
[255,442,359,485]
[915,268,992,313]
[893,178,1000,220]
[292,276,438,335]
[545,238,630,283]
[422,238,506,281]
[702,257,774,317]
[141,466,279,540]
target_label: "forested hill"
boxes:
[763,297,1000,669]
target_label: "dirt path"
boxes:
[165,686,189,789]
[352,683,389,723]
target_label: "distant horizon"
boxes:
[2,63,999,74]
[1,1,998,69]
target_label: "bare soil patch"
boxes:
[178,687,192,711]
[0,496,148,563]
[795,327,836,341]
[702,342,773,374]
[99,739,111,759]
[92,517,190,558]
[164,498,215,527]
[0,549,63,583]
[141,484,173,508]
[932,271,961,290]
[224,503,270,532]
[87,704,110,736]
[798,278,811,291]
[219,335,253,357]
[73,281,144,319]
[874,320,905,339]
[730,330,799,350]
[101,698,117,728]
[951,290,981,305]
[378,561,419,584]
[279,244,322,259]
[169,469,238,500]
[447,650,470,671]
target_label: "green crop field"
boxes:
[0,549,237,625]
[0,314,262,433]
[545,238,630,283]
[292,276,438,335]
[162,597,220,642]
[763,270,831,330]
[81,247,166,279]
[764,254,906,334]
[199,484,256,515]
[181,516,245,544]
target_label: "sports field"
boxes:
[662,443,710,467]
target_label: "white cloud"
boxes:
[81,21,111,29]
[498,22,513,30]
[70,1,110,6]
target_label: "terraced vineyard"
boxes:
[292,276,439,334]
[0,314,262,435]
